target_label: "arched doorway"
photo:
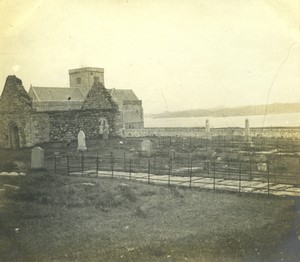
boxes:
[9,123,20,148]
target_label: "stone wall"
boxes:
[30,113,51,145]
[0,111,33,147]
[47,109,118,142]
[82,81,118,110]
[0,76,33,148]
[124,127,300,139]
[123,100,144,129]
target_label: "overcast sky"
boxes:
[0,0,299,114]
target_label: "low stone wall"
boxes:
[124,127,300,139]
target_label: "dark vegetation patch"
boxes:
[0,172,298,262]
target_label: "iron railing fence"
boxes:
[45,151,300,196]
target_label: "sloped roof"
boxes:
[32,101,83,112]
[29,86,139,102]
[29,86,85,101]
[27,86,139,112]
[108,89,139,101]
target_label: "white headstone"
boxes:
[257,163,267,172]
[77,130,87,152]
[31,147,44,169]
[141,139,152,152]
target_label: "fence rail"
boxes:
[153,136,300,153]
[45,151,300,197]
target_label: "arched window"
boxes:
[8,122,20,148]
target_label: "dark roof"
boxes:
[108,89,139,101]
[32,101,83,111]
[29,87,85,101]
[28,86,140,112]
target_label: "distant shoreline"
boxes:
[144,112,300,129]
[146,103,300,119]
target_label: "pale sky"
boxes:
[0,0,299,114]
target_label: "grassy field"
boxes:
[1,171,299,262]
[0,138,300,261]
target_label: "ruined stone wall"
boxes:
[0,112,50,148]
[0,111,33,148]
[0,76,34,148]
[30,113,51,145]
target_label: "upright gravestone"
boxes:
[244,118,251,142]
[205,119,212,139]
[31,147,44,169]
[141,139,152,156]
[77,130,87,152]
[205,119,210,133]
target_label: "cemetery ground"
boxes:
[0,137,300,261]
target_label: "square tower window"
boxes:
[94,76,99,83]
[76,77,81,84]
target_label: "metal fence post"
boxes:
[189,158,193,188]
[54,154,57,174]
[239,161,242,194]
[208,161,210,177]
[96,153,99,177]
[129,158,132,180]
[111,152,114,178]
[168,158,171,186]
[123,152,126,172]
[148,159,151,184]
[81,154,84,176]
[267,164,270,196]
[273,159,276,183]
[138,154,141,173]
[249,159,252,180]
[213,161,216,190]
[67,154,70,175]
[227,159,230,179]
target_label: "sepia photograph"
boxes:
[0,0,299,261]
